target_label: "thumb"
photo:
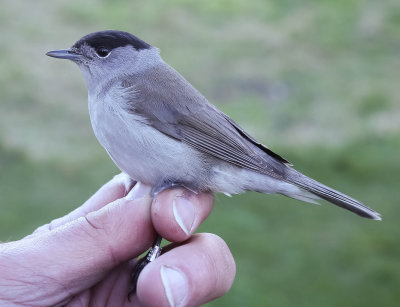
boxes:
[2,183,155,306]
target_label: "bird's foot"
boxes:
[151,180,199,197]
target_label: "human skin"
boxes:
[0,174,236,307]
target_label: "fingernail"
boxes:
[125,182,152,200]
[113,173,135,193]
[160,265,188,307]
[172,196,195,235]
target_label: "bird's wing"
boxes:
[122,66,290,179]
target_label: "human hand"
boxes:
[0,174,236,306]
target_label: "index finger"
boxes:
[31,173,134,236]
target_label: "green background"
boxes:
[1,0,399,306]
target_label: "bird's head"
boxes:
[46,30,159,89]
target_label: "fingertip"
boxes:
[81,173,135,213]
[198,233,236,294]
[151,189,214,242]
[108,173,136,198]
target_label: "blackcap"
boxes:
[46,30,381,294]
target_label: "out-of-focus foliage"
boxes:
[0,1,399,306]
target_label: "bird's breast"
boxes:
[88,93,207,187]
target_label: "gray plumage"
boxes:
[47,30,381,221]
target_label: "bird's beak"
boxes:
[46,49,82,61]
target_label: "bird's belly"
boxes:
[91,107,205,186]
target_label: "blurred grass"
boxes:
[1,0,399,306]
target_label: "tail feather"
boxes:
[285,169,381,220]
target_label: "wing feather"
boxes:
[121,65,289,179]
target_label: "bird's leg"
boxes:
[128,180,198,300]
[128,234,163,298]
[151,180,199,197]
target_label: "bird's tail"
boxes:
[284,169,381,220]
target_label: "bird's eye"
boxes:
[95,47,110,58]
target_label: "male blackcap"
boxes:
[47,30,381,294]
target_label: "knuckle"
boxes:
[195,233,236,292]
[78,206,122,266]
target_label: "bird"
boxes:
[46,30,381,294]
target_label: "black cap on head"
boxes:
[73,30,151,51]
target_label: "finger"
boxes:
[3,183,155,305]
[151,188,214,242]
[136,233,236,307]
[32,173,134,235]
[67,261,133,307]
